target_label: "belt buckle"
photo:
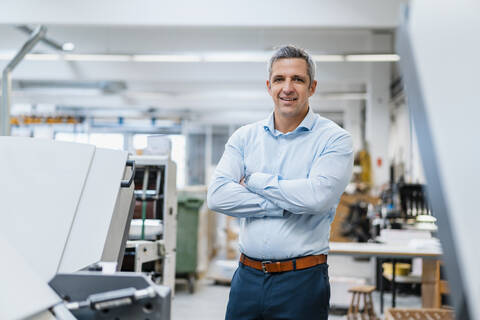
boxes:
[261,261,272,273]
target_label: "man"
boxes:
[207,45,353,320]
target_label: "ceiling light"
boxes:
[203,53,270,62]
[63,54,132,62]
[132,55,202,62]
[313,55,345,62]
[0,52,400,63]
[62,42,75,51]
[345,54,400,62]
[0,53,13,60]
[25,54,60,61]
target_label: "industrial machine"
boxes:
[0,137,171,320]
[125,155,178,295]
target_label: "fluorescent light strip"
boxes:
[132,55,201,62]
[25,54,60,61]
[63,54,132,62]
[0,53,61,61]
[345,54,400,62]
[312,55,345,62]
[0,53,400,62]
[0,53,13,60]
[203,54,269,62]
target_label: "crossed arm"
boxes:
[207,132,284,218]
[207,130,353,218]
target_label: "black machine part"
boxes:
[49,272,170,320]
[65,286,156,311]
[121,160,136,188]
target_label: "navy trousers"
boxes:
[225,261,330,320]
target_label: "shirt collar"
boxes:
[263,112,276,134]
[297,107,316,131]
[263,107,316,136]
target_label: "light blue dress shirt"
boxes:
[207,108,353,260]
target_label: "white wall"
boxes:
[343,104,363,152]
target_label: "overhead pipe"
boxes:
[1,25,46,136]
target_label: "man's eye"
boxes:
[294,78,305,82]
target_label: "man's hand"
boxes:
[239,176,246,187]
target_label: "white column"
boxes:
[366,34,391,188]
[343,103,363,153]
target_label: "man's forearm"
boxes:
[245,165,352,215]
[244,173,336,214]
[207,176,284,218]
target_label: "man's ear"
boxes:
[309,80,317,96]
[266,80,272,96]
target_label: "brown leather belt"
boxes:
[240,253,327,273]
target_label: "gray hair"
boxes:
[268,45,316,87]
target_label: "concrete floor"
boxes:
[172,256,422,320]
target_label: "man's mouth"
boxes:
[279,97,297,102]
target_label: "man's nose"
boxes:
[282,80,294,94]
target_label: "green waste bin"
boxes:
[176,196,203,292]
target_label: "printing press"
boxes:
[0,137,172,320]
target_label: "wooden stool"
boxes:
[347,285,377,320]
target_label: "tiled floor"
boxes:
[172,256,422,320]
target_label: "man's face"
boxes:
[267,58,317,120]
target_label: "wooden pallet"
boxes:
[385,308,454,320]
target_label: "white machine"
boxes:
[126,155,178,295]
[0,137,171,320]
